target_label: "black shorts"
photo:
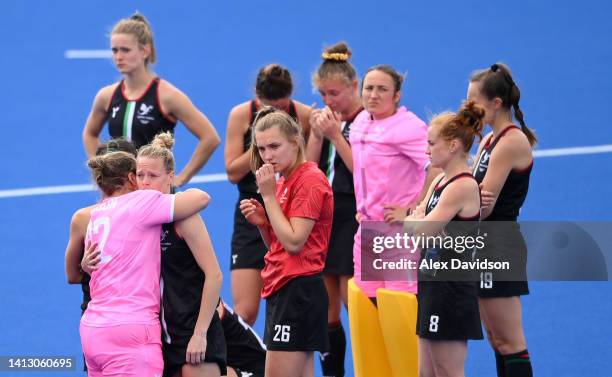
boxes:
[478,280,529,298]
[264,274,329,352]
[416,281,483,341]
[231,193,267,270]
[221,302,266,377]
[162,311,227,376]
[324,193,357,276]
[478,222,529,298]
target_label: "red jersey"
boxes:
[260,161,334,298]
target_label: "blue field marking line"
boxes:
[1,144,611,199]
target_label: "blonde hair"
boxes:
[137,132,175,173]
[111,12,156,65]
[87,151,136,196]
[249,107,305,173]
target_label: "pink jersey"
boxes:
[81,189,175,327]
[350,106,429,220]
[350,106,428,296]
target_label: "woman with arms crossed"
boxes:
[468,63,536,377]
[405,101,485,377]
[350,65,438,299]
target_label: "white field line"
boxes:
[1,145,611,199]
[0,174,228,199]
[65,50,112,59]
[532,144,612,158]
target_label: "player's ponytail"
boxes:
[470,62,537,146]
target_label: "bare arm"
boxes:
[239,198,274,248]
[295,101,313,143]
[305,131,324,163]
[305,108,324,163]
[405,177,478,236]
[83,86,115,158]
[479,131,533,219]
[471,132,493,171]
[262,196,316,254]
[329,130,354,172]
[307,107,354,171]
[322,108,354,172]
[257,223,274,249]
[417,165,443,204]
[175,214,222,364]
[65,207,92,284]
[160,81,221,186]
[224,103,253,184]
[256,164,316,254]
[173,189,211,221]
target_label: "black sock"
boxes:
[320,321,346,377]
[495,349,505,377]
[503,349,533,377]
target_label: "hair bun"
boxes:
[321,52,349,62]
[130,12,147,22]
[268,64,284,77]
[322,42,352,62]
[151,132,175,150]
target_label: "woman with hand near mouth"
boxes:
[225,64,312,327]
[305,41,362,377]
[240,107,333,377]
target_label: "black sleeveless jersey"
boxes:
[425,173,480,220]
[107,77,176,150]
[160,222,206,342]
[421,173,480,279]
[237,100,299,194]
[473,126,533,221]
[317,108,362,195]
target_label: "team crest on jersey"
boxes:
[279,187,288,204]
[429,194,440,209]
[139,103,154,116]
[137,103,155,124]
[477,151,490,173]
[160,229,170,251]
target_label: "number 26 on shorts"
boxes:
[273,325,291,342]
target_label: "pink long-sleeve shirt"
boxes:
[350,106,429,220]
[81,189,175,327]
